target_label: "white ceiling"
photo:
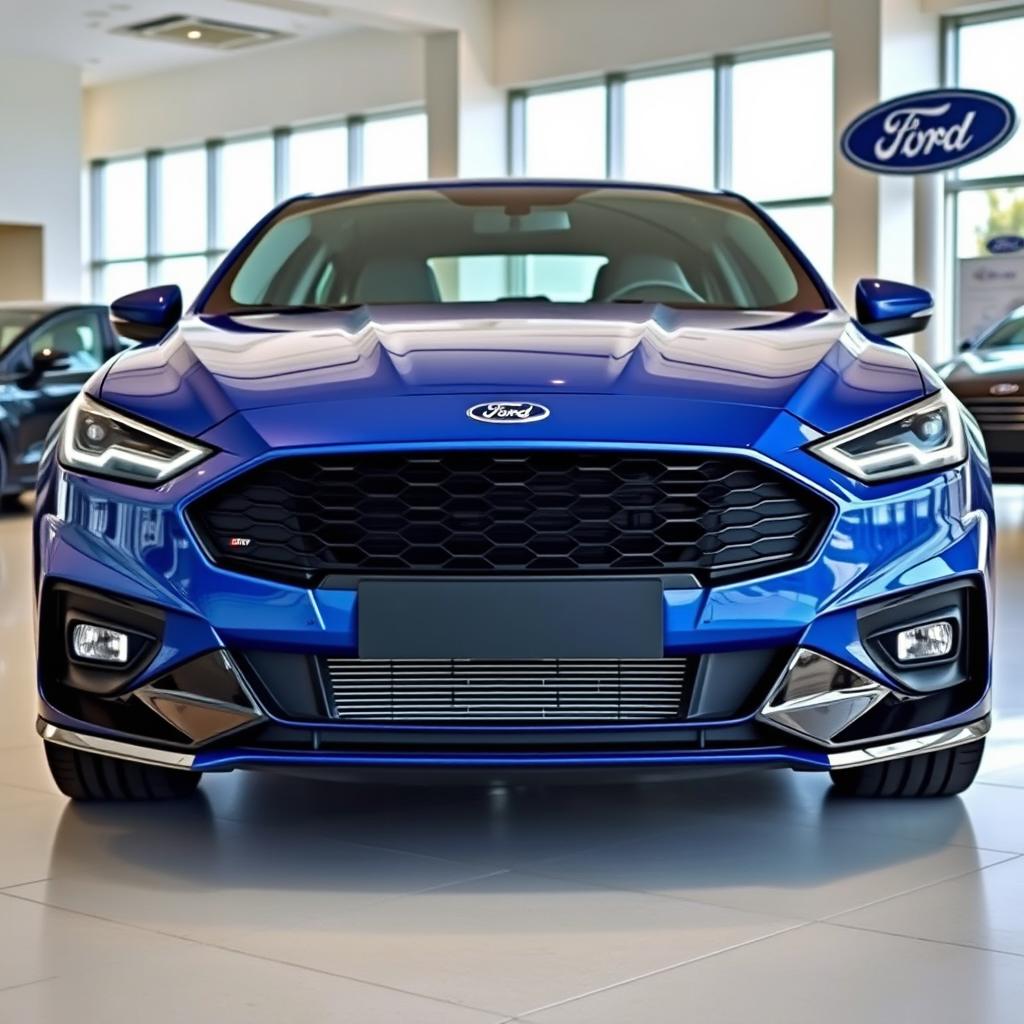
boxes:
[4,0,365,83]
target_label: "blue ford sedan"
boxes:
[33,181,993,801]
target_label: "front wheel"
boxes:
[44,742,202,801]
[829,739,985,798]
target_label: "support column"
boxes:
[424,13,506,179]
[829,0,943,352]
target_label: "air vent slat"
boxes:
[323,657,693,723]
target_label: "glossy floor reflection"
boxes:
[3,492,1024,1022]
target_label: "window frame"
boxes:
[507,41,834,239]
[943,6,1024,350]
[88,107,426,304]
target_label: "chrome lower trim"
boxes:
[37,722,196,771]
[758,649,899,746]
[827,716,990,770]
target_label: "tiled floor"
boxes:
[3,492,1024,1023]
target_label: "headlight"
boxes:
[60,393,211,484]
[809,389,966,482]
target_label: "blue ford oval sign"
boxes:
[987,235,1024,255]
[841,88,1017,174]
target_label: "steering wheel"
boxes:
[601,279,705,304]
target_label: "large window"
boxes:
[949,12,1024,260]
[509,46,835,284]
[946,11,1024,352]
[89,110,426,306]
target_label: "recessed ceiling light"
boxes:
[115,15,288,49]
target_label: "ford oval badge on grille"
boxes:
[467,402,550,424]
[990,382,1021,396]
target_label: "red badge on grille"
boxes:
[229,537,252,548]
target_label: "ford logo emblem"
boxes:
[987,235,1024,255]
[841,88,1017,174]
[467,402,550,424]
[990,383,1021,396]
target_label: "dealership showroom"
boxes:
[14,0,1024,1020]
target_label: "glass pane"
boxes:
[956,17,1024,180]
[29,312,104,372]
[216,185,826,313]
[731,50,834,202]
[99,261,148,303]
[217,135,275,249]
[427,255,609,302]
[623,69,715,189]
[956,188,1024,258]
[289,123,348,196]
[361,113,428,186]
[766,203,833,285]
[101,157,147,260]
[156,255,211,309]
[524,85,607,178]
[159,147,207,255]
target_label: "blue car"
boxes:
[33,181,993,801]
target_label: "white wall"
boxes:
[0,57,81,299]
[83,29,425,158]
[494,0,829,85]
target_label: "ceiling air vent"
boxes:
[116,15,289,50]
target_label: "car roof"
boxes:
[295,177,729,206]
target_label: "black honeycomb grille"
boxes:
[188,450,831,585]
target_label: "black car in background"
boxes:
[0,303,119,507]
[943,305,1024,482]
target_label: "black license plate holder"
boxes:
[357,578,664,659]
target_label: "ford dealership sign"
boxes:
[987,235,1024,255]
[841,88,1017,174]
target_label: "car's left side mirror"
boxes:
[110,284,182,344]
[855,278,933,339]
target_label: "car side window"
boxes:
[28,311,105,374]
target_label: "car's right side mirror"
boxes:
[110,284,183,344]
[958,338,975,352]
[855,278,934,339]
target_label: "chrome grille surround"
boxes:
[323,658,692,723]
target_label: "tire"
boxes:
[829,738,985,798]
[44,741,202,801]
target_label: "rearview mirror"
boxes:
[110,284,182,344]
[855,278,933,339]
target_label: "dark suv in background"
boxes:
[0,303,120,507]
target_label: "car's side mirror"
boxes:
[110,284,182,344]
[959,338,975,352]
[19,347,71,386]
[855,278,933,339]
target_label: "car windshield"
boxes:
[201,185,828,314]
[0,310,45,356]
[978,308,1024,350]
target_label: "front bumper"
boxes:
[33,435,995,778]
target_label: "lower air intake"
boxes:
[323,658,692,723]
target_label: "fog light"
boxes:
[895,621,954,662]
[71,623,129,664]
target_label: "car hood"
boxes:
[943,347,1024,396]
[96,304,926,447]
